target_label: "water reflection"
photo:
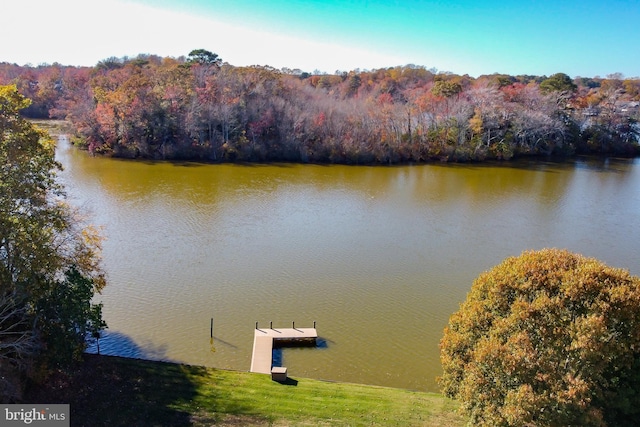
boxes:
[85,330,172,362]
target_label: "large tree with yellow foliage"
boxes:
[0,85,106,401]
[440,249,640,426]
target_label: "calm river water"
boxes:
[55,137,640,392]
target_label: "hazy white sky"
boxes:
[3,0,639,77]
[3,0,403,73]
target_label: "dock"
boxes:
[250,324,318,374]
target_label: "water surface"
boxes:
[56,139,640,391]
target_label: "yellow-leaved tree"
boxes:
[440,248,640,427]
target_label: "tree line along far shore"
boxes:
[1,49,639,164]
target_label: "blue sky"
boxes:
[3,0,639,77]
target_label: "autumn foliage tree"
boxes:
[439,249,640,426]
[1,55,638,163]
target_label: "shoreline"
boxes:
[24,353,466,426]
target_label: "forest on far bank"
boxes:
[1,50,639,163]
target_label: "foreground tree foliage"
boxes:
[0,85,106,401]
[439,249,640,426]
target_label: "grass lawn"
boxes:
[25,354,466,426]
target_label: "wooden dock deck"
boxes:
[250,327,318,374]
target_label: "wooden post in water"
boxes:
[314,321,316,329]
[270,321,273,329]
[255,321,258,329]
[292,321,295,329]
[210,318,213,338]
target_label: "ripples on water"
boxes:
[56,140,640,391]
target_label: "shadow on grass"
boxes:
[23,332,209,426]
[279,378,299,387]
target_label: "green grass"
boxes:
[25,355,466,426]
